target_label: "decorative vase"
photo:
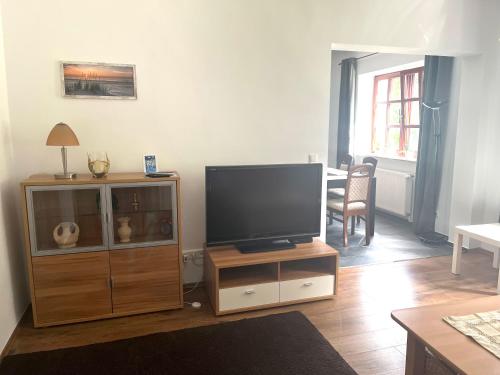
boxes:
[53,222,80,249]
[88,152,110,178]
[117,217,132,243]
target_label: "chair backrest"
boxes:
[344,164,373,206]
[338,154,354,171]
[362,156,378,172]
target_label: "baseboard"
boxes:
[1,305,30,359]
[375,208,411,221]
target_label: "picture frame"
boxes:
[61,61,137,99]
[143,155,158,174]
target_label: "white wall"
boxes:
[446,0,500,250]
[0,0,488,348]
[0,2,29,351]
[1,0,483,251]
[475,2,500,228]
[1,0,337,255]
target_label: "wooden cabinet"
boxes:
[21,173,183,327]
[205,239,338,315]
[32,252,112,324]
[110,245,181,314]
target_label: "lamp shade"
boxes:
[46,122,80,146]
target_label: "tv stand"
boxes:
[237,240,296,253]
[204,239,338,315]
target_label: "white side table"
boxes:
[451,223,500,293]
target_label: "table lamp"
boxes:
[46,122,80,179]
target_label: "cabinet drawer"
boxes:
[279,275,334,303]
[219,282,279,312]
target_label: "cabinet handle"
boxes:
[244,289,256,295]
[303,282,313,287]
[110,278,114,288]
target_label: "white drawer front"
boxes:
[279,275,334,303]
[219,282,279,312]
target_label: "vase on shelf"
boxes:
[53,222,80,249]
[117,217,132,243]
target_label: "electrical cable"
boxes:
[183,280,200,295]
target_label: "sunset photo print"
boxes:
[61,62,137,99]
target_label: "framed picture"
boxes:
[61,61,137,99]
[143,155,158,174]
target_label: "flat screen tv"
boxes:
[205,163,322,253]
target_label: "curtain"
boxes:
[404,72,414,125]
[336,58,357,166]
[413,55,454,236]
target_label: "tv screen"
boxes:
[206,163,322,247]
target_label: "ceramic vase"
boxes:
[53,222,80,249]
[117,217,132,243]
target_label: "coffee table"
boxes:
[392,296,500,375]
[452,223,500,293]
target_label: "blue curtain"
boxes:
[413,55,454,236]
[336,58,357,166]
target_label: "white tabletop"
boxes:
[327,167,348,176]
[456,223,500,247]
[327,175,347,181]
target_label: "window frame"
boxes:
[371,66,424,159]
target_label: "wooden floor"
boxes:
[6,250,499,375]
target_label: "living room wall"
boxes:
[0,0,483,251]
[0,0,489,349]
[0,2,28,351]
[447,3,500,248]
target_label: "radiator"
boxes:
[374,168,415,218]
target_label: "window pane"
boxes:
[403,72,420,99]
[404,101,420,125]
[372,103,387,153]
[376,79,388,102]
[405,128,420,160]
[386,128,401,156]
[388,103,401,124]
[389,77,401,100]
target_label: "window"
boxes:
[371,67,424,160]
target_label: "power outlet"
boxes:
[182,250,204,263]
[191,250,204,259]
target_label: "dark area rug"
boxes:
[0,311,356,375]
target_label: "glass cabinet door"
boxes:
[26,185,108,256]
[106,182,178,249]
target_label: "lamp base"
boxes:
[54,172,77,179]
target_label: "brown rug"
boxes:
[0,311,357,375]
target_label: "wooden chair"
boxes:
[327,164,374,247]
[362,156,378,170]
[328,154,354,197]
[357,156,378,224]
[337,154,353,171]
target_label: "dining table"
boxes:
[326,167,376,236]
